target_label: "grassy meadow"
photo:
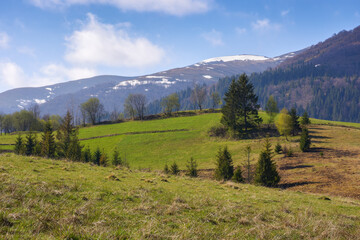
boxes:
[0,153,360,239]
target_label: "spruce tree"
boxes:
[93,147,101,165]
[214,146,234,181]
[300,127,311,152]
[221,79,239,134]
[221,74,261,137]
[254,138,280,187]
[301,111,311,126]
[41,121,56,158]
[25,132,36,156]
[57,111,83,160]
[14,134,24,155]
[289,108,301,136]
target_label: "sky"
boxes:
[0,0,360,93]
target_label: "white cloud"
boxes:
[281,10,289,16]
[202,29,223,46]
[29,0,211,16]
[235,27,247,35]
[0,61,96,91]
[65,13,165,68]
[0,62,26,89]
[252,19,281,32]
[0,32,10,49]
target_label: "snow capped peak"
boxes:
[201,54,270,63]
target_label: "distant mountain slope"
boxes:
[0,54,287,116]
[280,25,360,75]
[248,25,360,122]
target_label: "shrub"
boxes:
[214,146,234,181]
[100,152,108,166]
[254,138,280,187]
[274,143,282,154]
[208,124,228,138]
[170,162,180,175]
[232,166,244,183]
[186,157,198,177]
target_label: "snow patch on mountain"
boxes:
[203,75,212,79]
[201,54,269,63]
[34,99,46,104]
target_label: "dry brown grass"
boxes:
[277,124,360,199]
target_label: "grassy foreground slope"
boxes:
[0,153,360,239]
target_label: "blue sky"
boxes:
[0,0,359,92]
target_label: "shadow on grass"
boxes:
[280,164,314,170]
[278,181,320,189]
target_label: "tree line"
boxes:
[13,111,129,168]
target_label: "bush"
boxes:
[282,145,293,157]
[208,124,228,138]
[186,157,198,177]
[100,152,108,166]
[214,146,234,181]
[232,166,244,183]
[274,143,282,154]
[170,162,180,175]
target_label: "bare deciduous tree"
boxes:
[80,97,104,125]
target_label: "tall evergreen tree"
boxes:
[221,79,239,134]
[221,74,261,137]
[289,108,301,136]
[57,111,83,161]
[254,138,280,187]
[41,121,56,158]
[25,132,36,156]
[214,146,234,181]
[300,127,311,152]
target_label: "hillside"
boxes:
[0,153,359,239]
[247,25,360,122]
[1,112,360,199]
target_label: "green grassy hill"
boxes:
[0,153,359,239]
